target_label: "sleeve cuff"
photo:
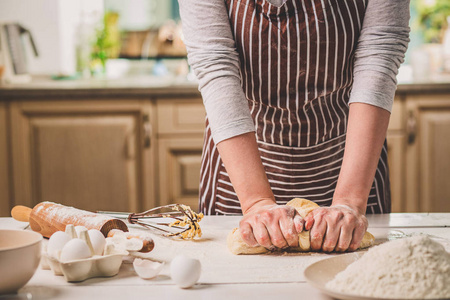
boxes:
[348,90,393,113]
[211,118,256,144]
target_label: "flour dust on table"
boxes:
[326,235,450,299]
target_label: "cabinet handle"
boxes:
[407,111,417,145]
[143,114,151,148]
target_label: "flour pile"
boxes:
[326,235,450,299]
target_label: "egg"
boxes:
[88,229,106,256]
[133,259,164,279]
[60,238,92,262]
[170,255,201,288]
[75,226,88,238]
[47,231,71,259]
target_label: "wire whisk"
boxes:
[98,204,204,239]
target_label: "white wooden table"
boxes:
[1,214,449,300]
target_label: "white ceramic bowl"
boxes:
[0,230,42,294]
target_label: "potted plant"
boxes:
[416,0,450,43]
[411,0,450,75]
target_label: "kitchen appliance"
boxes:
[0,22,38,83]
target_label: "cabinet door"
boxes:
[158,137,204,211]
[0,102,11,216]
[10,100,155,213]
[386,134,406,212]
[387,98,406,212]
[406,95,450,212]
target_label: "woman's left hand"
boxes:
[303,205,368,252]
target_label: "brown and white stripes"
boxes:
[199,0,391,215]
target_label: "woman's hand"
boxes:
[303,205,368,252]
[239,201,304,250]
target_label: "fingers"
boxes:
[266,222,289,249]
[349,219,367,251]
[322,225,340,253]
[239,222,258,247]
[260,209,289,249]
[241,204,368,253]
[304,215,314,231]
[322,211,345,252]
[309,210,327,251]
[239,205,304,250]
[308,206,368,253]
[293,214,304,233]
[335,223,353,252]
[335,213,357,252]
[253,222,273,250]
[279,216,299,247]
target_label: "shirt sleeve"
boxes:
[348,0,410,113]
[178,0,255,144]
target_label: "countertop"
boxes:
[1,214,450,300]
[0,75,201,99]
[1,73,450,99]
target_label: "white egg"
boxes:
[133,259,164,279]
[60,238,92,262]
[88,229,106,256]
[47,231,71,259]
[74,226,87,238]
[170,255,201,288]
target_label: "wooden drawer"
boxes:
[158,137,204,210]
[156,99,205,135]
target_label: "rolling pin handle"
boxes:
[11,205,33,222]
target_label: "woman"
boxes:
[179,0,410,252]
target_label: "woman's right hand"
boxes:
[239,201,304,250]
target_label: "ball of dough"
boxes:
[227,198,375,255]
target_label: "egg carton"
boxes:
[43,250,128,282]
[41,224,132,282]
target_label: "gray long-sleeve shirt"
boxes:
[179,0,410,144]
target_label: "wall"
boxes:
[104,0,171,30]
[0,0,103,75]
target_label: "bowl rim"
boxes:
[0,229,42,252]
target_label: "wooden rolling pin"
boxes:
[11,202,128,238]
[11,202,154,253]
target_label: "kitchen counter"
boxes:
[1,214,450,300]
[1,73,450,99]
[0,75,200,99]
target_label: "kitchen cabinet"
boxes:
[157,137,204,209]
[8,100,156,214]
[156,99,205,209]
[405,94,450,212]
[0,102,11,216]
[386,99,406,212]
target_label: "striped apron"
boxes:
[199,0,391,215]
